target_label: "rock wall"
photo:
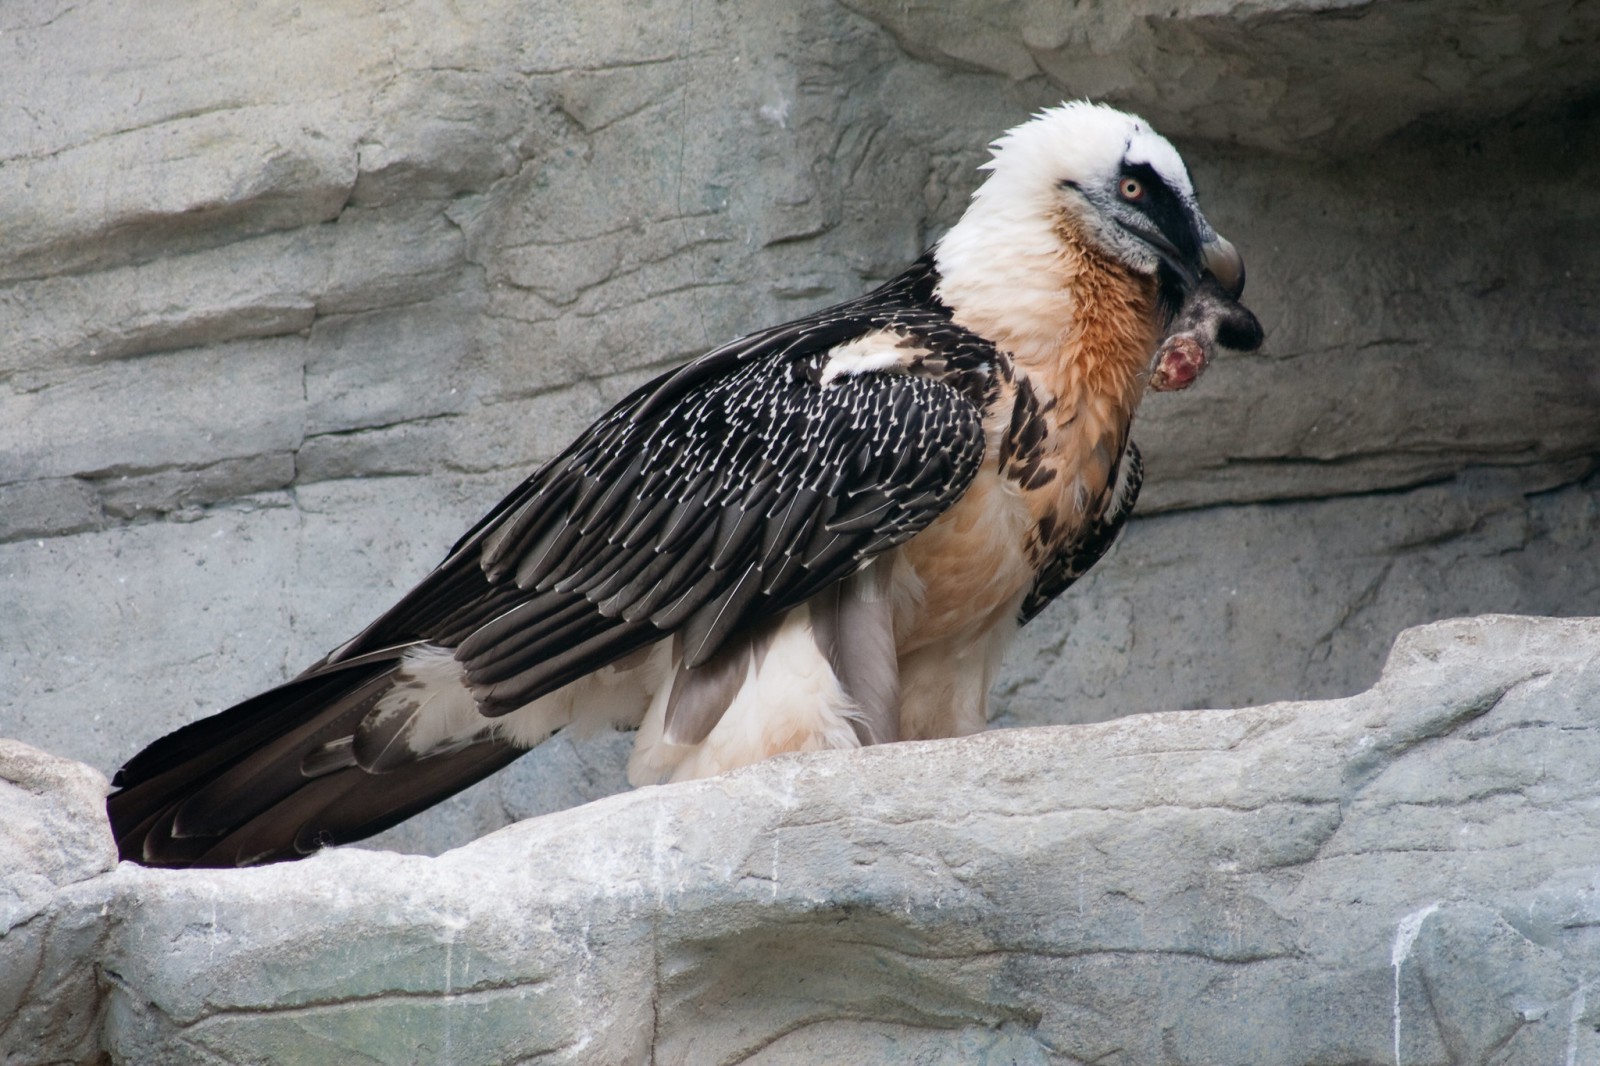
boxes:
[4,615,1600,1064]
[2,0,1598,853]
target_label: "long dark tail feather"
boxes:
[107,661,523,869]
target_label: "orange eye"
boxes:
[1119,177,1144,202]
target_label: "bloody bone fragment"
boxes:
[1148,273,1263,393]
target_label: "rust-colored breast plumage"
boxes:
[1009,221,1158,556]
[895,225,1160,655]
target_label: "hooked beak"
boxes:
[1203,233,1245,299]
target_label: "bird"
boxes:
[108,101,1262,868]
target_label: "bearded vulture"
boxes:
[108,102,1262,867]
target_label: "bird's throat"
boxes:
[1033,214,1161,427]
[936,209,1161,429]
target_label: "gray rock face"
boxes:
[1,0,1597,877]
[844,0,1600,156]
[0,742,114,1066]
[3,615,1597,1064]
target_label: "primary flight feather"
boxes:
[108,102,1262,867]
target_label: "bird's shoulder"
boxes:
[443,254,1004,561]
[637,251,1006,424]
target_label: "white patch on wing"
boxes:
[370,644,486,758]
[628,605,860,785]
[362,641,671,766]
[818,330,918,387]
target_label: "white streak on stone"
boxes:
[1391,902,1439,1066]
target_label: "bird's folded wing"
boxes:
[317,318,990,716]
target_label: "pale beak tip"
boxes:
[1203,235,1245,300]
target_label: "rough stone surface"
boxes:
[843,0,1600,156]
[998,462,1600,726]
[2,0,1598,865]
[2,615,1598,1064]
[0,742,116,1066]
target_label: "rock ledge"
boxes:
[3,613,1598,1065]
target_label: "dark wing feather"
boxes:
[1018,442,1144,624]
[452,357,986,712]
